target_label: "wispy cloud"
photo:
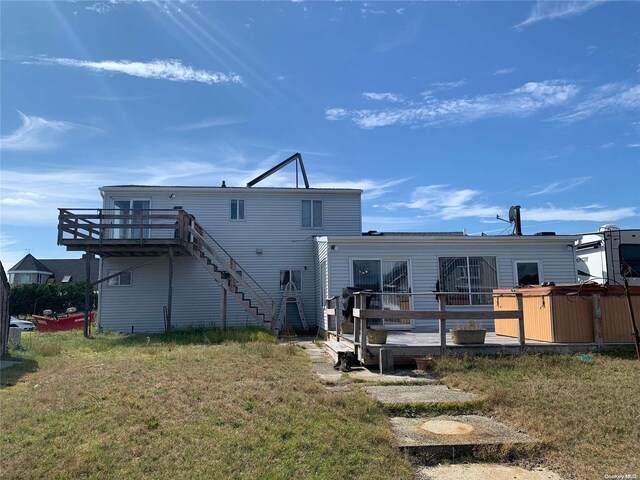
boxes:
[514,0,605,29]
[550,83,640,124]
[326,80,579,129]
[315,177,412,201]
[1,111,87,152]
[493,67,515,76]
[421,80,468,97]
[376,184,637,223]
[528,176,591,196]
[379,185,501,220]
[523,205,637,222]
[25,57,244,85]
[362,92,405,103]
[164,116,247,132]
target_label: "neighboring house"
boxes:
[7,253,99,286]
[314,232,579,333]
[575,226,640,286]
[57,180,582,334]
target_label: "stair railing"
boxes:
[185,217,276,322]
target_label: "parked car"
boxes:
[10,317,36,331]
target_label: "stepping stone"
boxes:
[391,415,535,460]
[417,463,561,480]
[365,384,478,405]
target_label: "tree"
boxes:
[10,282,97,316]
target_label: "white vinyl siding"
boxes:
[99,188,361,332]
[320,237,577,333]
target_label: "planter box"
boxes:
[367,328,388,344]
[450,329,486,345]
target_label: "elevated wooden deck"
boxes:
[58,209,191,256]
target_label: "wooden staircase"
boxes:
[184,216,276,330]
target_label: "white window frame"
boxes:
[280,269,302,291]
[230,199,245,221]
[513,260,544,286]
[110,197,152,239]
[348,257,414,329]
[437,256,498,306]
[301,199,323,229]
[107,271,132,287]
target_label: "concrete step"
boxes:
[365,384,479,406]
[391,415,535,462]
[325,340,355,362]
[416,463,560,480]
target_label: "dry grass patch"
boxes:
[435,350,640,480]
[1,329,413,480]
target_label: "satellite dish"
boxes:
[508,206,518,223]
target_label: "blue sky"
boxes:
[1,0,639,268]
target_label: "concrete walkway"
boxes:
[299,340,561,480]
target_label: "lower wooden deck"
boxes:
[325,329,629,366]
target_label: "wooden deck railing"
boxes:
[326,291,524,360]
[58,209,190,246]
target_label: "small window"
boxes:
[620,244,640,278]
[108,271,132,286]
[280,269,302,291]
[302,200,322,228]
[515,261,541,286]
[230,199,245,220]
[61,275,72,283]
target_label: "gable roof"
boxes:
[39,258,100,284]
[8,254,52,274]
[8,254,100,283]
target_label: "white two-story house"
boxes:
[58,171,579,334]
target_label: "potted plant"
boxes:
[450,320,486,345]
[366,327,388,344]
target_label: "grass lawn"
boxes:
[1,329,413,480]
[435,350,640,480]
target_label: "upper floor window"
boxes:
[302,200,322,228]
[230,199,245,221]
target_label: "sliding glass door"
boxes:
[112,199,150,239]
[352,259,412,329]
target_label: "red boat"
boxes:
[31,311,95,332]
